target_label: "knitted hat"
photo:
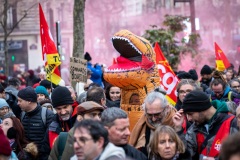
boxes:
[177,71,192,79]
[17,86,37,102]
[200,65,212,75]
[0,98,9,109]
[182,90,212,113]
[51,86,74,108]
[189,69,198,80]
[0,128,12,156]
[40,80,51,89]
[35,86,49,97]
[77,101,104,115]
[84,52,92,62]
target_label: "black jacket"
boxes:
[5,91,21,118]
[120,144,147,160]
[106,99,120,108]
[21,105,54,159]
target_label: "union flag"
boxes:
[154,42,179,105]
[39,4,62,85]
[215,42,231,71]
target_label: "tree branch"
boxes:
[6,2,38,37]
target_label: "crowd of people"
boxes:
[0,53,240,160]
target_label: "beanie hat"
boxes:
[17,86,37,102]
[0,128,12,156]
[35,86,49,97]
[84,52,92,62]
[200,65,212,75]
[77,101,104,115]
[0,98,9,109]
[51,86,74,108]
[40,80,52,89]
[177,71,192,79]
[189,69,198,80]
[182,90,212,113]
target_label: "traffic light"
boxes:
[11,55,15,62]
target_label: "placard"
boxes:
[70,57,87,83]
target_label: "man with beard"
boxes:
[200,65,213,89]
[210,78,240,105]
[129,91,176,156]
[173,90,238,160]
[43,86,77,159]
[18,87,54,159]
[101,107,147,160]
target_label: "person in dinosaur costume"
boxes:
[104,30,160,131]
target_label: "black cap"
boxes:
[182,90,212,113]
[200,65,212,75]
[17,86,37,102]
[51,86,74,108]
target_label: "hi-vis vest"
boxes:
[196,115,234,158]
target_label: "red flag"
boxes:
[154,42,179,105]
[39,4,61,85]
[215,42,231,71]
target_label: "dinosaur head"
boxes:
[104,30,155,90]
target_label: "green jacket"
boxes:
[48,128,74,160]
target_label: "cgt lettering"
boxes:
[157,64,178,95]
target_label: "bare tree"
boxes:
[0,0,37,76]
[73,0,85,58]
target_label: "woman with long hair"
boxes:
[0,116,38,159]
[105,84,121,108]
[148,125,191,160]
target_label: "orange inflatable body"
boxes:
[104,30,160,131]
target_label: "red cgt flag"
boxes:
[39,4,61,85]
[154,42,179,105]
[215,42,231,71]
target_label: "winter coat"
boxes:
[87,62,103,87]
[17,142,38,160]
[148,152,192,160]
[43,105,77,158]
[70,142,126,160]
[5,88,21,119]
[179,100,238,159]
[21,104,54,159]
[48,127,75,160]
[106,99,120,108]
[210,86,240,105]
[120,144,147,160]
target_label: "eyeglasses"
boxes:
[178,89,192,95]
[146,108,165,119]
[74,136,93,146]
[110,92,120,94]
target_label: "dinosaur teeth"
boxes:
[112,36,142,55]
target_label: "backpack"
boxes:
[21,107,47,126]
[57,132,68,160]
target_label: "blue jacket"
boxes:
[87,62,103,87]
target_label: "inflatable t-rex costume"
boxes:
[104,30,160,130]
